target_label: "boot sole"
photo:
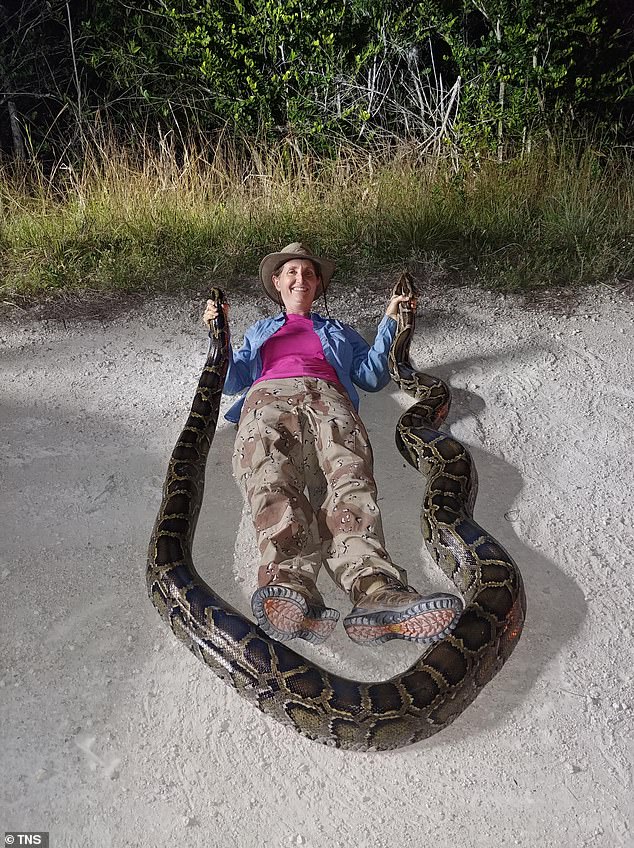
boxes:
[251,585,340,645]
[343,594,462,645]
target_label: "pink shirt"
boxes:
[253,313,342,387]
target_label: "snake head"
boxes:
[393,271,417,303]
[391,272,418,328]
[208,287,229,339]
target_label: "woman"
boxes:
[203,243,462,646]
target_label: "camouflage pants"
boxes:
[232,376,406,597]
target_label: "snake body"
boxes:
[147,277,526,751]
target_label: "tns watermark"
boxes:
[5,834,49,847]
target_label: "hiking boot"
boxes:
[343,574,462,645]
[251,572,339,645]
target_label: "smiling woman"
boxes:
[202,242,462,647]
[271,258,323,314]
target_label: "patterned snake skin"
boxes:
[146,274,526,751]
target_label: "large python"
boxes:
[146,274,526,751]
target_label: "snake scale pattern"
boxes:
[146,274,526,751]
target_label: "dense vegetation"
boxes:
[1,1,632,295]
[2,0,632,157]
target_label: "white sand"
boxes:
[1,281,632,848]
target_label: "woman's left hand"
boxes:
[385,293,416,319]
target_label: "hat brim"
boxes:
[259,251,336,302]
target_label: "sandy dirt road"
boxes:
[1,281,632,847]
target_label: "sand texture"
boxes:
[1,281,632,847]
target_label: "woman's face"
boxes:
[272,259,321,314]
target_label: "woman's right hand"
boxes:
[203,298,229,328]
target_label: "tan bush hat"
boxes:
[258,242,336,302]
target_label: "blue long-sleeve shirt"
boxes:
[223,311,397,423]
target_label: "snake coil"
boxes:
[147,276,526,751]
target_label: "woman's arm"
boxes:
[347,292,415,391]
[202,299,253,395]
[224,337,254,395]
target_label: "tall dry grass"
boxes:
[1,136,632,296]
